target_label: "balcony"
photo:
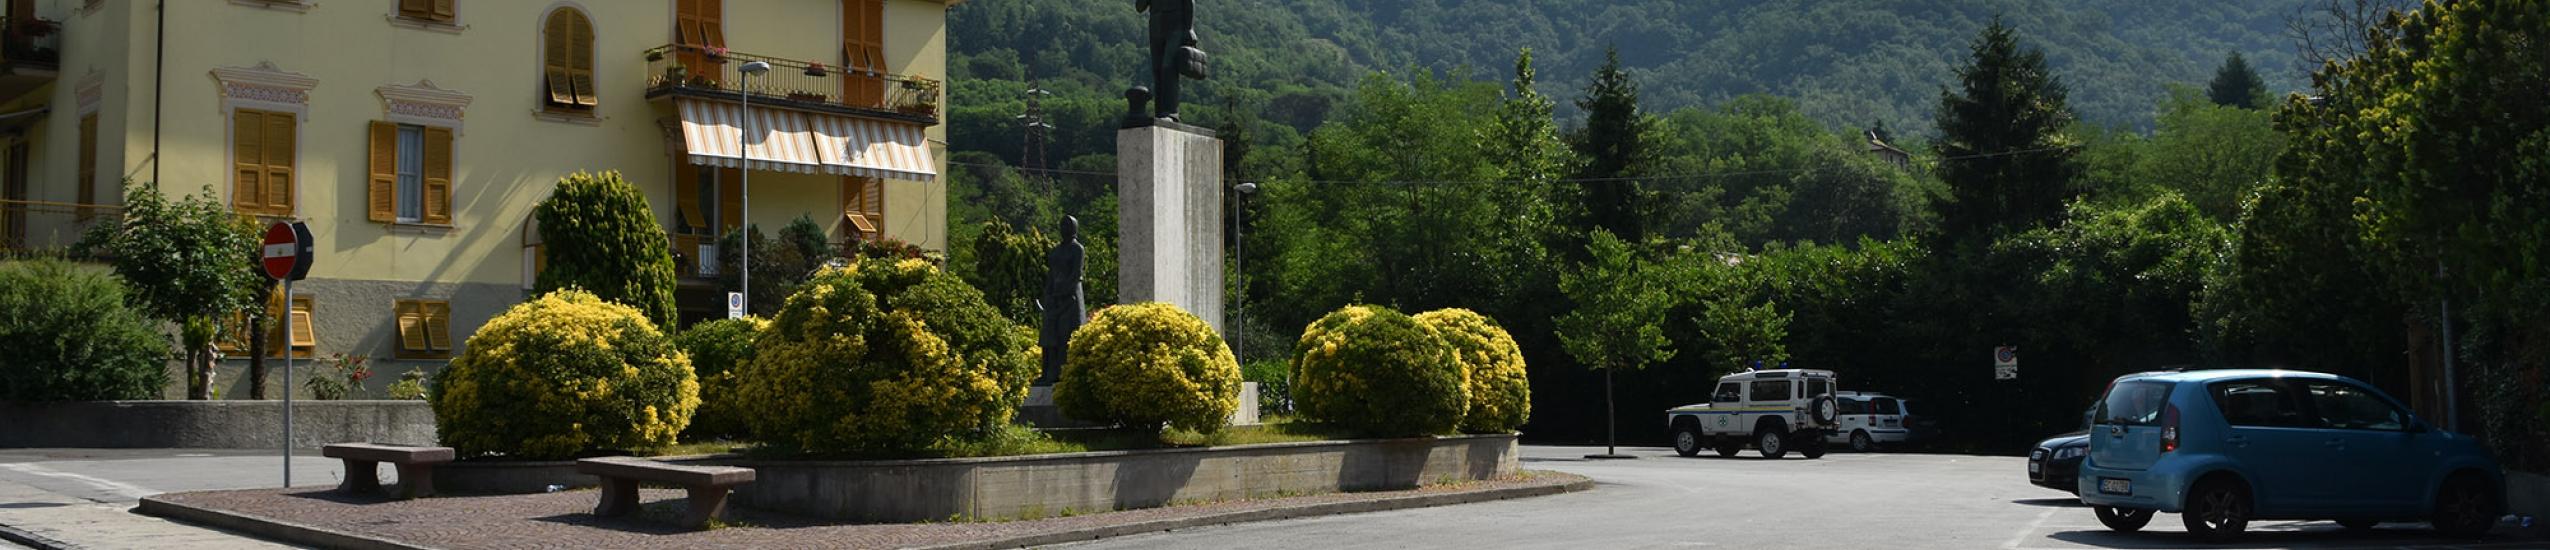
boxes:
[642,44,940,125]
[0,3,60,103]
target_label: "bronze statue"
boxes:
[1128,0,1207,125]
[1036,216,1087,385]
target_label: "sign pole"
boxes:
[282,278,293,488]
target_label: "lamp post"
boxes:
[737,61,771,314]
[1232,182,1257,363]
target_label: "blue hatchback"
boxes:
[2075,369,2505,540]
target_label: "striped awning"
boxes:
[677,98,826,174]
[676,97,938,182]
[809,114,939,183]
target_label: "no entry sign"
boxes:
[262,222,314,281]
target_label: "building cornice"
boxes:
[211,62,320,114]
[377,80,474,131]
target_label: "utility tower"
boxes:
[1018,82,1056,194]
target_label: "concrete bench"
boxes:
[576,457,755,529]
[321,443,456,499]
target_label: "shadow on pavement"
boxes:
[2044,523,2508,549]
[2010,497,2086,508]
[280,489,394,506]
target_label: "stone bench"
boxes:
[576,457,755,529]
[321,443,456,499]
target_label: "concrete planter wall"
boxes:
[690,434,1518,523]
[0,400,434,449]
[2509,470,2549,537]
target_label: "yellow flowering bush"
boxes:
[1056,302,1241,435]
[1292,305,1467,437]
[1414,309,1532,433]
[675,316,767,441]
[429,290,698,460]
[739,260,1039,453]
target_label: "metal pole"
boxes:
[738,79,752,314]
[281,279,293,487]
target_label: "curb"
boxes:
[129,476,1589,550]
[0,521,75,550]
[914,476,1596,550]
[135,497,437,550]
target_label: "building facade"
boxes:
[0,0,953,395]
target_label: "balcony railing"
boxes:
[643,44,940,121]
[0,199,118,253]
[0,14,59,71]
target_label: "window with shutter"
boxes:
[254,295,317,358]
[423,127,453,223]
[231,109,295,215]
[76,114,96,220]
[675,160,706,231]
[542,8,594,111]
[675,0,724,82]
[842,176,884,240]
[718,167,743,233]
[369,121,458,225]
[396,299,453,358]
[367,121,398,222]
[396,0,453,22]
[844,0,885,108]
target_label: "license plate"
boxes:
[2099,478,2132,495]
[2028,461,2041,473]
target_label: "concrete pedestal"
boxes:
[1116,123,1226,337]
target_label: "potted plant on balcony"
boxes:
[897,78,943,116]
[704,46,728,62]
[787,90,829,103]
[804,62,829,78]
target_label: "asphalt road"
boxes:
[0,448,341,504]
[1069,445,2536,550]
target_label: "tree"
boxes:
[76,182,262,400]
[533,171,680,328]
[1569,46,1655,243]
[1555,230,1678,457]
[2206,52,2271,109]
[1932,18,2081,244]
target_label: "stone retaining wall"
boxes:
[0,400,435,449]
[694,434,1518,523]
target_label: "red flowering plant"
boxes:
[304,353,373,400]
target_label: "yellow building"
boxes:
[1,0,954,395]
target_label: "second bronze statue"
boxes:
[1128,0,1207,126]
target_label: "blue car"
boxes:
[2076,369,2505,541]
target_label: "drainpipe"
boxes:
[150,0,163,187]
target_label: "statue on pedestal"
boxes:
[1126,0,1207,126]
[1036,216,1087,385]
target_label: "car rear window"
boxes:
[1839,399,1869,414]
[1873,397,1902,415]
[2098,381,2172,426]
[1751,380,1791,402]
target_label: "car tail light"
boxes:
[2160,403,2180,453]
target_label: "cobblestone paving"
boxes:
[152,472,1585,550]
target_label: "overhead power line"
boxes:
[947,145,2076,188]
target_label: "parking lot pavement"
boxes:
[1067,445,2538,550]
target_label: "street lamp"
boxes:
[1232,182,1258,363]
[737,60,771,315]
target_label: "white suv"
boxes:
[1822,391,1920,452]
[1665,369,1844,459]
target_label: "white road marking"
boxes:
[2002,506,2058,549]
[0,463,158,501]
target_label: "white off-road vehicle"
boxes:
[1664,369,1844,459]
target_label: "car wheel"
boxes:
[1672,425,1704,457]
[2430,474,2498,538]
[1850,430,1874,453]
[1713,439,1743,457]
[2181,479,2252,541]
[2094,506,2154,532]
[2335,519,2377,531]
[1756,429,1788,459]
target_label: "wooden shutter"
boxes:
[287,296,316,348]
[232,110,263,212]
[844,0,885,107]
[675,162,704,229]
[422,127,453,224]
[367,121,398,222]
[398,0,429,18]
[718,167,742,233]
[569,12,597,107]
[396,301,426,351]
[702,0,724,48]
[431,0,454,20]
[544,12,573,107]
[262,112,295,213]
[424,301,452,351]
[76,114,96,220]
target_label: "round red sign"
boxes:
[262,222,299,280]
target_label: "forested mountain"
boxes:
[948,0,2312,163]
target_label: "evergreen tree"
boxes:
[1570,47,1654,242]
[2206,52,2271,109]
[1931,18,2080,244]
